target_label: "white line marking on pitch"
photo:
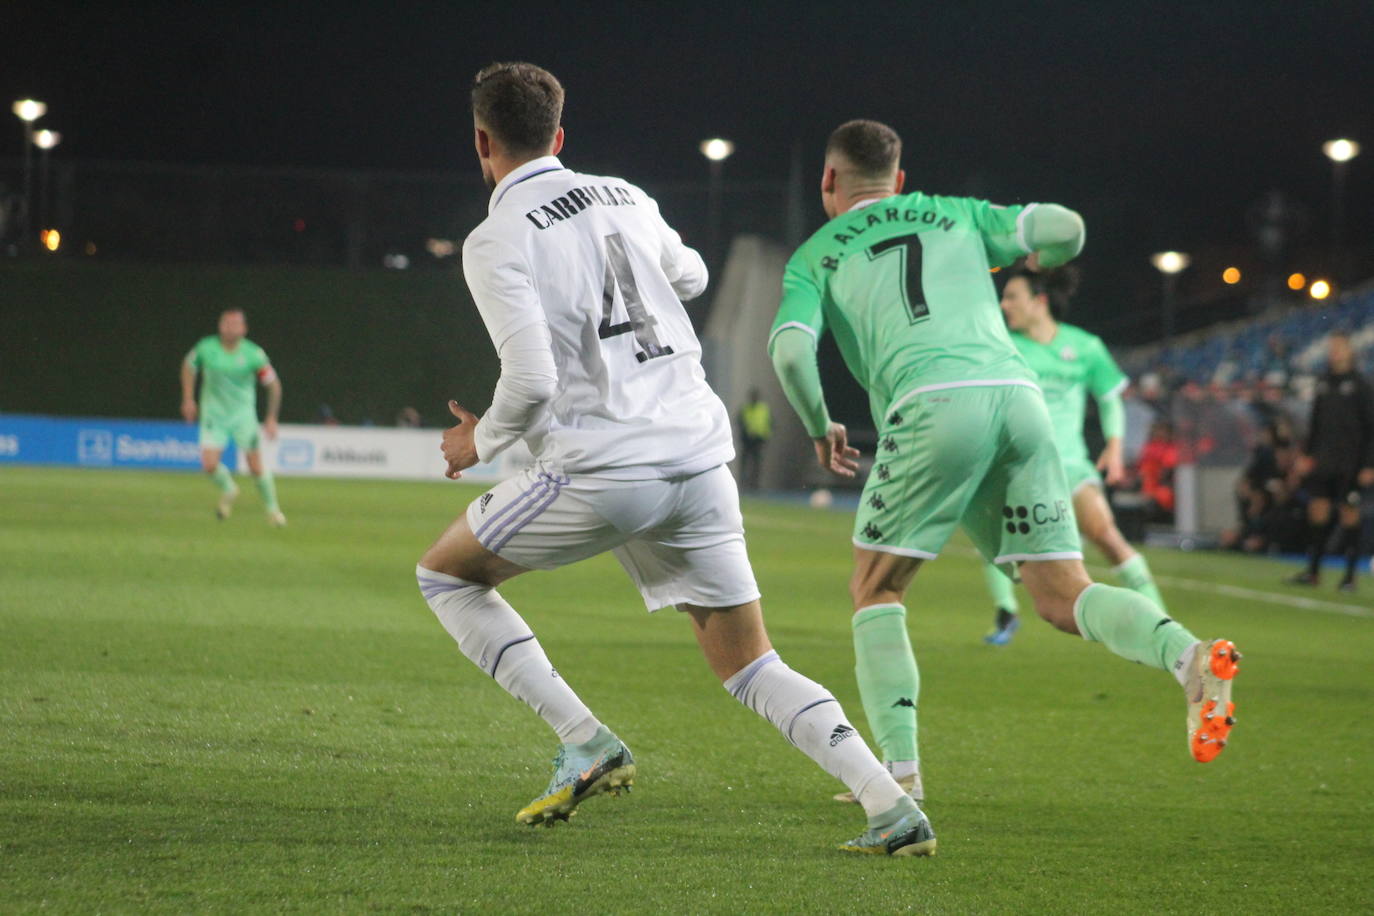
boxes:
[744,515,1371,619]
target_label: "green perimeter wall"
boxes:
[1,262,497,427]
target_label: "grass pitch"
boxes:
[2,467,1372,913]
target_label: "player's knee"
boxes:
[416,563,485,610]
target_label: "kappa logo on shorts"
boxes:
[881,437,898,454]
[887,410,904,427]
[876,464,891,481]
[829,724,856,746]
[868,494,887,511]
[862,522,884,540]
[1003,501,1070,534]
[479,493,494,514]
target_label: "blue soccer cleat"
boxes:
[839,797,937,857]
[984,607,1021,646]
[515,726,636,827]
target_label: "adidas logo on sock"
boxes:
[829,724,856,746]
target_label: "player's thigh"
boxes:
[198,417,229,455]
[963,386,1083,571]
[1073,481,1133,562]
[227,414,262,453]
[420,513,530,587]
[613,465,761,613]
[461,465,629,576]
[853,388,999,561]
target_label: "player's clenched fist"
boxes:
[441,401,481,479]
[180,398,198,423]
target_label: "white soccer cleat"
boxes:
[216,484,240,520]
[267,510,287,528]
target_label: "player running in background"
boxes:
[980,266,1167,645]
[180,308,285,526]
[415,63,933,856]
[768,121,1240,807]
[1288,332,1374,592]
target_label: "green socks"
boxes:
[851,603,919,764]
[1114,553,1167,612]
[1073,583,1198,674]
[211,463,236,495]
[982,562,1019,614]
[254,470,280,513]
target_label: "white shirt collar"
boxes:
[847,197,885,212]
[489,155,566,213]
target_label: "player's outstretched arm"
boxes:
[1021,204,1085,270]
[263,375,282,440]
[1095,391,1127,485]
[769,327,857,477]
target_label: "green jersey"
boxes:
[770,192,1037,425]
[1010,323,1126,464]
[185,336,273,421]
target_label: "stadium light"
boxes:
[1150,251,1190,274]
[1222,267,1241,285]
[1150,251,1190,339]
[33,128,60,150]
[1323,138,1361,284]
[33,130,62,240]
[699,138,735,162]
[700,138,736,276]
[40,228,60,252]
[1309,279,1331,300]
[1323,138,1361,163]
[1287,272,1306,291]
[12,99,46,122]
[12,99,47,251]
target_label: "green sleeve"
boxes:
[184,338,205,369]
[1020,204,1085,269]
[1088,336,1128,440]
[966,198,1032,267]
[769,327,831,438]
[1098,392,1125,441]
[769,251,826,342]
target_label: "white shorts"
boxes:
[465,463,761,612]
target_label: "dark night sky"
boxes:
[6,0,1374,327]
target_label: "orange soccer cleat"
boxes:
[1186,639,1241,763]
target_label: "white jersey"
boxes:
[462,155,733,479]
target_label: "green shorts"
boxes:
[1061,455,1103,493]
[853,383,1083,567]
[199,412,261,452]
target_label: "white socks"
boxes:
[417,565,600,745]
[724,650,907,819]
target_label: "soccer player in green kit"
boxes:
[768,121,1240,809]
[980,266,1167,646]
[179,308,286,526]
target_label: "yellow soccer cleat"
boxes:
[515,727,636,827]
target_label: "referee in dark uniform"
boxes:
[1290,333,1374,592]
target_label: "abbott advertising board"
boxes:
[0,414,526,483]
[243,424,530,483]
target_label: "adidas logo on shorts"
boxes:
[829,724,856,746]
[479,493,494,514]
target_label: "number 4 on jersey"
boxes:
[599,232,674,363]
[866,233,930,324]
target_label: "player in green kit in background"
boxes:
[180,308,286,527]
[768,121,1240,808]
[980,266,1167,646]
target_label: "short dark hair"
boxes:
[1011,264,1081,319]
[826,120,902,178]
[471,62,564,155]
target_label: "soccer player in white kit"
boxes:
[414,62,934,856]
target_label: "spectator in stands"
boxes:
[316,403,341,426]
[1229,418,1299,553]
[396,406,422,428]
[1138,420,1180,521]
[1289,333,1374,592]
[736,388,771,491]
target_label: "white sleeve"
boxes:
[473,321,557,463]
[648,196,708,301]
[462,231,547,349]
